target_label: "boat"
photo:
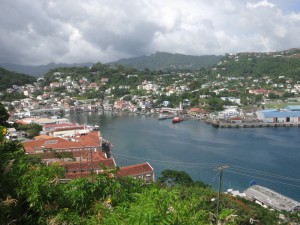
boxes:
[158,114,173,120]
[172,116,184,123]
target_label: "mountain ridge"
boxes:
[109,51,223,71]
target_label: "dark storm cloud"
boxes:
[0,0,299,65]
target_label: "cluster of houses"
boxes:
[2,55,300,121]
[9,117,155,183]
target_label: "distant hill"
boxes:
[215,48,300,80]
[0,62,94,77]
[0,67,36,90]
[109,52,223,71]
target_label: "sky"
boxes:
[0,0,300,66]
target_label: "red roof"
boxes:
[50,126,85,133]
[117,162,154,177]
[23,137,69,153]
[189,108,207,113]
[78,131,101,146]
[23,131,101,153]
[43,123,77,128]
[231,117,242,120]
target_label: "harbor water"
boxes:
[69,111,300,201]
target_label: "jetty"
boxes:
[209,119,300,128]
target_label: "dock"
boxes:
[212,121,300,128]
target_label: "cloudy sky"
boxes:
[0,0,300,65]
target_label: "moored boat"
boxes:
[172,116,184,123]
[158,114,173,120]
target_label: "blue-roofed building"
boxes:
[256,106,300,123]
[286,105,300,111]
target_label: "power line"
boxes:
[226,169,300,188]
[112,152,300,188]
[229,165,300,182]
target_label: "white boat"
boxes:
[158,114,173,120]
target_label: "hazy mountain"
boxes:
[109,52,223,71]
[0,62,94,77]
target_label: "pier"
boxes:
[211,121,300,128]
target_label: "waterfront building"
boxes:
[244,185,300,212]
[43,123,78,133]
[256,106,300,123]
[17,117,69,125]
[22,130,155,183]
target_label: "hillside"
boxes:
[215,48,300,80]
[0,62,94,77]
[110,51,223,71]
[0,67,36,89]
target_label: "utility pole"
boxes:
[216,165,229,216]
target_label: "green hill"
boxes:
[0,67,36,89]
[215,48,300,80]
[110,51,223,71]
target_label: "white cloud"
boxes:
[0,0,299,65]
[247,0,275,9]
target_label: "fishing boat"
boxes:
[172,116,184,123]
[158,114,173,120]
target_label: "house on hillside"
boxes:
[62,158,117,179]
[117,162,155,184]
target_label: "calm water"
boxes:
[69,111,300,201]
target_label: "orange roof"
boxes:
[78,131,101,147]
[117,162,154,177]
[34,135,53,140]
[16,120,28,125]
[23,137,69,153]
[23,131,101,153]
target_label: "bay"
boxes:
[69,111,300,201]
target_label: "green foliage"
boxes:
[0,91,27,101]
[205,97,225,112]
[219,51,300,80]
[14,123,43,139]
[112,52,222,71]
[157,169,194,187]
[0,102,10,126]
[0,67,36,90]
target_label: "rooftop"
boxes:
[117,162,154,177]
[244,185,300,212]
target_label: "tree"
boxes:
[157,169,194,187]
[15,123,43,139]
[0,102,9,126]
[206,97,224,112]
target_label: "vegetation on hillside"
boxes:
[0,67,36,89]
[2,48,300,112]
[111,51,223,71]
[216,49,300,80]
